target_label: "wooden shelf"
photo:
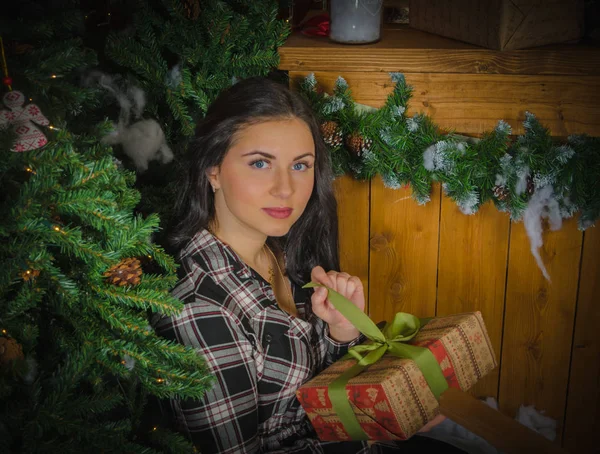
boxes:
[279,25,600,76]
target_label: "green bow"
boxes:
[303,282,448,440]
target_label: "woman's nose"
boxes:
[270,168,294,198]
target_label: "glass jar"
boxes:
[329,0,383,44]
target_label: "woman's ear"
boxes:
[206,166,220,191]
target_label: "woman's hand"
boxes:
[310,266,365,342]
[417,414,447,433]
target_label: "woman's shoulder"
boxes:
[178,229,239,281]
[174,229,255,312]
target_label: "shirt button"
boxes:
[265,334,272,343]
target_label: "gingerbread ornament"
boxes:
[0,90,49,152]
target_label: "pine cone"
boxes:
[526,175,535,195]
[104,258,142,287]
[0,337,24,365]
[493,185,510,201]
[346,132,373,156]
[320,121,343,147]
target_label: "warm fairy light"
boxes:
[25,270,31,275]
[51,75,57,79]
[53,226,61,232]
[156,378,164,383]
[1,329,6,335]
[152,427,157,431]
[25,167,36,174]
[147,255,152,259]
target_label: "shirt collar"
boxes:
[181,229,257,284]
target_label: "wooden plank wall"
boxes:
[289,70,600,452]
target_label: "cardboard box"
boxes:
[297,312,497,441]
[408,0,585,50]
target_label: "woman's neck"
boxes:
[210,222,268,271]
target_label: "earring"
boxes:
[211,185,216,193]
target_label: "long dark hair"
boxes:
[170,77,339,284]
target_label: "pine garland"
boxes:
[299,73,600,231]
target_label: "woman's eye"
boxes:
[292,162,311,171]
[250,160,269,169]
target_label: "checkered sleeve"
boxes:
[323,324,365,367]
[155,261,260,454]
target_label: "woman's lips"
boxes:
[262,207,293,219]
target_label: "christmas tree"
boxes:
[0,4,213,452]
[105,0,290,141]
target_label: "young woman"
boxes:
[154,78,464,454]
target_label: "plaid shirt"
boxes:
[154,230,370,454]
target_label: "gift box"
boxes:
[297,310,497,441]
[408,0,585,51]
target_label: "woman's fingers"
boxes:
[311,268,362,301]
[418,414,446,433]
[311,266,332,287]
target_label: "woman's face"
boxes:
[208,117,316,239]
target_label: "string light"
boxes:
[1,329,7,335]
[152,427,158,431]
[21,269,40,281]
[51,74,57,79]
[25,166,36,174]
[156,378,164,383]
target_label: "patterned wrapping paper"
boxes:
[297,311,497,441]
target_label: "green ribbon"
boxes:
[303,283,449,440]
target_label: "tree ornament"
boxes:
[94,73,173,172]
[182,0,200,20]
[493,185,510,201]
[346,131,373,156]
[320,120,343,147]
[104,257,142,287]
[0,91,49,152]
[526,175,535,196]
[2,76,12,86]
[0,337,24,365]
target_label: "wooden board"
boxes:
[563,226,600,453]
[279,26,600,76]
[499,217,583,444]
[369,180,441,321]
[288,71,600,136]
[439,387,569,454]
[333,176,371,311]
[436,198,510,400]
